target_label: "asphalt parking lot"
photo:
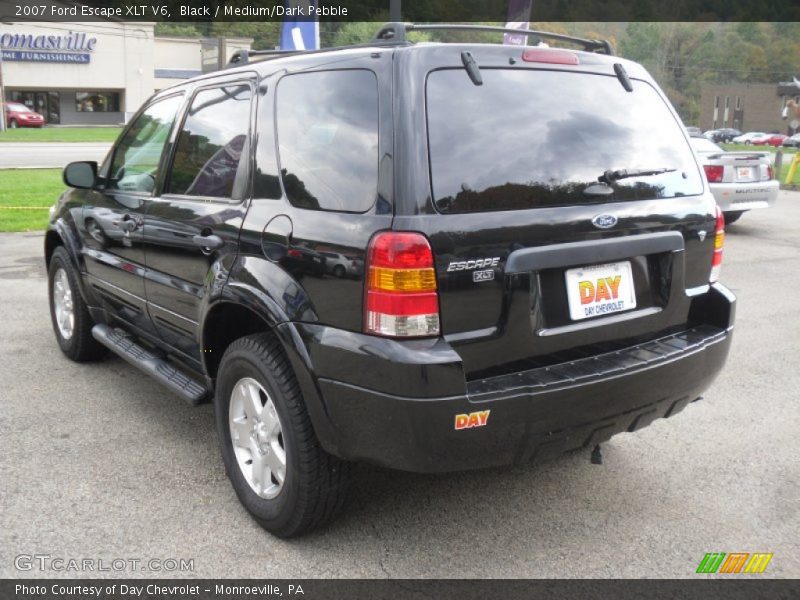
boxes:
[0,142,112,168]
[1,194,798,579]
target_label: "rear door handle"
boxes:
[192,234,224,251]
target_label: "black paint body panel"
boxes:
[45,43,736,473]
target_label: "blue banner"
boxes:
[279,0,319,51]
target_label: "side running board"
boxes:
[92,324,207,405]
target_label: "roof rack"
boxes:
[227,48,299,66]
[225,22,613,68]
[226,38,410,68]
[373,22,614,55]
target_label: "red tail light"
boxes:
[764,165,774,181]
[710,205,725,283]
[364,232,440,337]
[703,165,724,183]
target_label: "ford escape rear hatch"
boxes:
[422,64,715,378]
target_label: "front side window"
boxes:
[276,70,378,212]
[166,84,252,198]
[427,69,704,213]
[109,94,182,193]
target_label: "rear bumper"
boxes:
[297,284,735,473]
[709,179,779,213]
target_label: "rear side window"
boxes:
[426,69,704,213]
[276,70,378,212]
[167,84,252,198]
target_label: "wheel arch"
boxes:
[44,219,99,309]
[201,293,342,457]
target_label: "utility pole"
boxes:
[390,0,401,22]
[0,45,5,132]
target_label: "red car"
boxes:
[753,133,787,147]
[2,102,45,129]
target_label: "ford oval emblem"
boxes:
[592,214,618,229]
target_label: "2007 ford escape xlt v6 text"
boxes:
[44,23,735,537]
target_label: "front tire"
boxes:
[8,119,18,129]
[48,246,106,362]
[215,333,351,537]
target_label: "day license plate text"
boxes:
[565,261,637,321]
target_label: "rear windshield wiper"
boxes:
[599,167,677,183]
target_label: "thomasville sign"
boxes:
[0,30,97,63]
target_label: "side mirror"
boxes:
[63,161,98,189]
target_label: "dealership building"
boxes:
[0,20,252,125]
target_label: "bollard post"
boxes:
[785,152,800,185]
[774,149,783,180]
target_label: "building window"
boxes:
[736,96,741,109]
[725,96,730,108]
[76,92,120,113]
[714,96,719,108]
[9,90,61,124]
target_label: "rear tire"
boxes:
[333,265,346,278]
[48,246,106,362]
[214,333,351,537]
[723,211,745,225]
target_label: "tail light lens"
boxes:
[710,205,725,283]
[703,165,724,183]
[762,165,774,181]
[364,232,440,337]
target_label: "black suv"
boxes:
[45,24,735,537]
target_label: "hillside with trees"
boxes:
[156,21,800,124]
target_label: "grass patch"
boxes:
[0,127,122,143]
[720,143,796,154]
[0,169,64,232]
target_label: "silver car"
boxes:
[690,135,778,224]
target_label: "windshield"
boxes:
[690,138,723,153]
[7,103,32,112]
[426,68,704,213]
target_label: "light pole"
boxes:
[390,0,401,22]
[0,43,6,132]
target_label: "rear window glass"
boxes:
[426,69,703,213]
[276,70,378,212]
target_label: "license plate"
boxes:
[565,261,637,321]
[736,166,754,180]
